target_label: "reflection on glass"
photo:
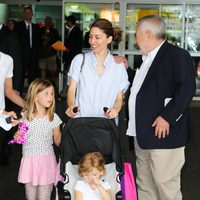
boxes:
[126,4,159,51]
[186,5,200,52]
[161,5,183,47]
[64,2,120,50]
[126,4,184,50]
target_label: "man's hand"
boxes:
[152,116,170,139]
[114,55,129,69]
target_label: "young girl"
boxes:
[15,79,62,200]
[74,152,112,200]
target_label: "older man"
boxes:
[126,15,196,200]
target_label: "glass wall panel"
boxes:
[8,4,62,34]
[126,4,183,50]
[126,4,159,51]
[185,5,200,52]
[64,2,120,50]
[161,5,183,47]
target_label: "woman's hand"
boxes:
[104,107,118,119]
[65,106,79,118]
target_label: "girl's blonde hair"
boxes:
[78,152,106,176]
[22,79,55,121]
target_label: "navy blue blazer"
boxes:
[135,41,196,149]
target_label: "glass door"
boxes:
[125,4,159,69]
[185,4,200,97]
[161,5,184,48]
[63,0,120,51]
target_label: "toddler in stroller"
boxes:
[60,117,123,200]
[74,151,112,199]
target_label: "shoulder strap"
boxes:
[80,53,85,72]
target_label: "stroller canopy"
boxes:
[61,117,122,175]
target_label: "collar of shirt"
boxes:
[91,50,111,68]
[142,40,165,62]
[25,21,31,28]
[68,25,75,33]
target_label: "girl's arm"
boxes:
[104,91,123,119]
[92,178,112,200]
[65,78,79,117]
[53,126,61,147]
[97,185,112,200]
[13,130,21,139]
[74,190,83,200]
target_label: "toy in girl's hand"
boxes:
[8,122,28,145]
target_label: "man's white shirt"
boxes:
[126,41,165,137]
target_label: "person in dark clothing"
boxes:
[63,15,83,70]
[39,16,60,82]
[15,6,41,91]
[83,31,90,48]
[61,15,83,97]
[7,19,17,32]
[0,23,22,92]
[126,15,196,200]
[0,23,24,167]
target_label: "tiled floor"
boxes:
[0,100,199,200]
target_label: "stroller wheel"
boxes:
[63,189,71,200]
[116,191,123,200]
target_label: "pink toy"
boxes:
[8,122,28,145]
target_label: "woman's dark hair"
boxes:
[90,18,122,44]
[90,18,114,39]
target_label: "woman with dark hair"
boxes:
[65,18,129,119]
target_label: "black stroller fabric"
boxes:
[60,117,122,175]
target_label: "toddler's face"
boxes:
[82,167,102,184]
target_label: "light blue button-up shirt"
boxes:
[68,51,129,118]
